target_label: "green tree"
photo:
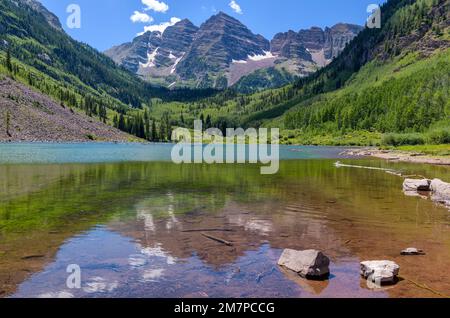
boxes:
[162,112,172,141]
[159,121,166,142]
[6,47,12,73]
[98,105,107,123]
[205,114,212,129]
[180,113,185,125]
[151,120,157,142]
[118,113,126,131]
[143,109,150,140]
[200,113,205,126]
[5,110,11,137]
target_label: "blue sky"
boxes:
[40,0,385,51]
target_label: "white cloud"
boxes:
[138,17,182,35]
[229,1,243,14]
[142,0,169,13]
[130,11,153,23]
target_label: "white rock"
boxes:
[401,248,425,255]
[403,179,431,192]
[278,249,330,279]
[360,260,400,285]
[430,179,450,204]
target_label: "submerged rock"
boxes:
[403,179,431,192]
[279,267,329,294]
[360,260,400,285]
[401,248,425,256]
[278,249,330,279]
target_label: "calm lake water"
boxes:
[1,143,450,298]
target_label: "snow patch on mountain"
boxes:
[169,51,176,59]
[248,51,275,61]
[171,53,184,74]
[141,48,159,68]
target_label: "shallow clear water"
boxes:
[1,144,449,298]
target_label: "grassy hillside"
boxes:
[281,47,450,145]
[277,0,450,145]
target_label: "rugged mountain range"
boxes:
[105,12,363,90]
[0,0,217,142]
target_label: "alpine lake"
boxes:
[1,143,449,298]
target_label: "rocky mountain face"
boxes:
[16,0,63,31]
[105,19,199,86]
[324,23,366,60]
[271,30,313,61]
[272,23,364,66]
[105,12,363,90]
[175,12,270,88]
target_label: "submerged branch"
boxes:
[334,161,398,173]
[181,228,234,233]
[401,276,450,298]
[201,233,233,246]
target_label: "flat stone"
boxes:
[360,260,400,285]
[278,249,330,279]
[403,179,431,192]
[401,248,425,255]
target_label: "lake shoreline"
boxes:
[341,147,450,166]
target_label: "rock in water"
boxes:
[430,179,450,205]
[360,261,400,285]
[278,249,330,279]
[403,179,431,192]
[401,248,425,256]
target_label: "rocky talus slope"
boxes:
[0,77,134,142]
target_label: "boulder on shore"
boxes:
[403,179,431,192]
[278,249,330,279]
[360,260,400,285]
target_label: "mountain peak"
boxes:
[207,11,241,24]
[216,11,231,18]
[18,0,63,31]
[329,23,364,33]
[175,18,197,28]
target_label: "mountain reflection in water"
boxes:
[1,158,450,298]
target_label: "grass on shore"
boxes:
[387,144,450,156]
[278,129,450,157]
[279,130,382,146]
